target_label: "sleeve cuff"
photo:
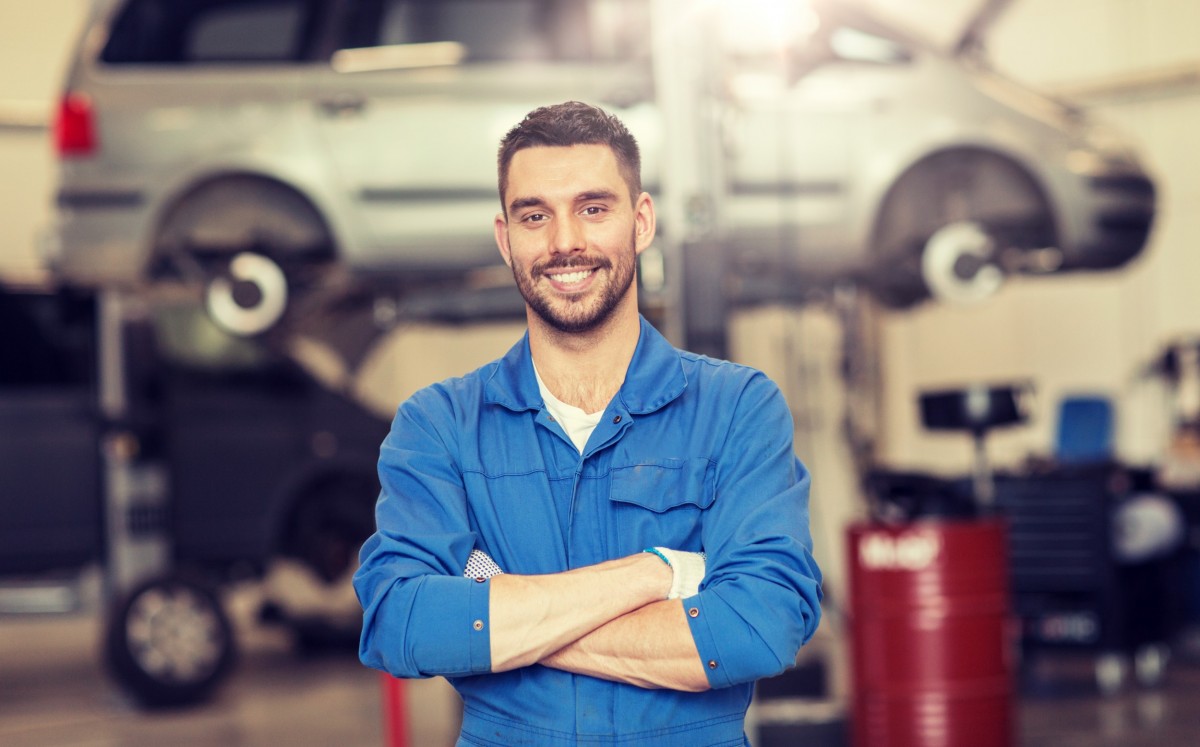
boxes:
[680,593,734,689]
[468,576,492,671]
[407,575,493,675]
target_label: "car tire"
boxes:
[104,574,236,708]
[152,175,337,337]
[868,148,1055,308]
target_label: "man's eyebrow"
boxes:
[508,190,619,214]
[576,190,619,203]
[508,196,548,213]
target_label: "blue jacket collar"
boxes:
[484,316,688,415]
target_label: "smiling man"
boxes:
[354,102,822,746]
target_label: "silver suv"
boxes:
[46,0,1156,331]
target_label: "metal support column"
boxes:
[651,0,729,358]
[97,289,171,599]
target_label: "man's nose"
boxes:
[550,215,585,254]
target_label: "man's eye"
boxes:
[524,213,548,223]
[582,206,606,216]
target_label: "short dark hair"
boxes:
[497,101,642,213]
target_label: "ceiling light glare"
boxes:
[717,0,820,56]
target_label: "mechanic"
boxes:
[354,101,822,746]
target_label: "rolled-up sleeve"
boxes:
[685,375,823,688]
[354,388,493,679]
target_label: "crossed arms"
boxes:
[355,528,714,691]
[487,553,710,691]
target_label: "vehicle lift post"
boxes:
[97,288,172,600]
[651,0,729,359]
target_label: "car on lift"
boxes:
[0,284,389,707]
[44,0,1155,332]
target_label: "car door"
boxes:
[307,0,657,274]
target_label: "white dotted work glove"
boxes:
[644,547,707,600]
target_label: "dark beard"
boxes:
[510,233,637,335]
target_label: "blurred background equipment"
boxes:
[869,383,1187,700]
[850,386,1021,747]
[847,520,1011,747]
[918,383,1030,507]
[0,282,390,706]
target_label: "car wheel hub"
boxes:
[205,252,288,336]
[126,587,224,683]
[922,221,1004,304]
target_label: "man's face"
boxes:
[495,144,655,335]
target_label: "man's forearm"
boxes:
[488,553,671,672]
[539,599,710,692]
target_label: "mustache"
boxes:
[532,255,613,274]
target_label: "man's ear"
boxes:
[494,213,512,268]
[634,192,656,256]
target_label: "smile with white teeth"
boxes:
[549,269,593,284]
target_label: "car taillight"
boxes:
[55,93,97,157]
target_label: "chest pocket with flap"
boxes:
[608,457,715,554]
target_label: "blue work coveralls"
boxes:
[355,316,822,746]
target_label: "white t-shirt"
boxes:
[534,364,604,454]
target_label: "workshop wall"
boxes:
[0,1,88,282]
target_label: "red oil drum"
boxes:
[847,520,1013,747]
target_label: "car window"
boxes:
[187,2,306,62]
[338,0,645,64]
[101,0,316,65]
[379,0,551,61]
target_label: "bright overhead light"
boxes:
[716,0,821,56]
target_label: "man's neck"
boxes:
[528,305,641,414]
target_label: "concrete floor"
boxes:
[1017,653,1200,747]
[3,605,1200,746]
[0,585,461,747]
